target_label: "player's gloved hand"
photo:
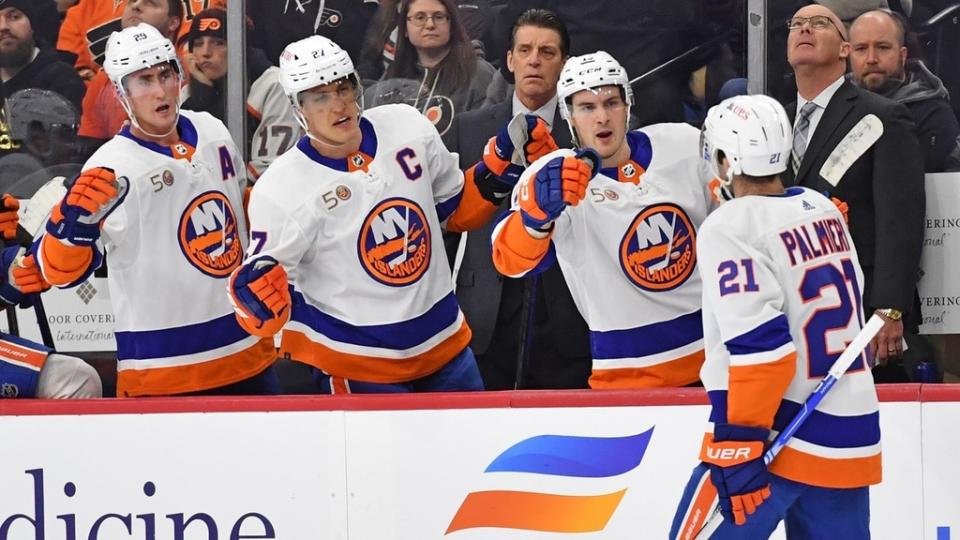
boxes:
[229,256,291,336]
[700,423,772,526]
[0,247,49,307]
[518,150,596,230]
[0,194,20,241]
[830,196,849,224]
[46,167,128,246]
[483,115,558,186]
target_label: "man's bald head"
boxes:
[849,10,908,90]
[787,3,850,74]
[794,4,848,40]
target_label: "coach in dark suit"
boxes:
[785,4,924,368]
[442,9,591,390]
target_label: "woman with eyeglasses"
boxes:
[366,0,496,136]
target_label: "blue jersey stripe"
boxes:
[590,309,703,360]
[436,190,462,223]
[707,390,881,449]
[290,290,461,350]
[724,314,793,356]
[115,313,250,361]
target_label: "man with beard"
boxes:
[849,9,960,172]
[0,0,84,157]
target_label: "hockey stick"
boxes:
[12,177,70,349]
[686,313,885,540]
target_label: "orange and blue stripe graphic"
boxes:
[446,429,653,534]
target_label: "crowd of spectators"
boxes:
[1,0,958,394]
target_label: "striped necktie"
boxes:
[791,101,818,174]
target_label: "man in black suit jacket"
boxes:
[442,9,591,390]
[785,4,924,369]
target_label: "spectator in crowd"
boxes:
[57,0,124,81]
[182,8,228,119]
[357,0,493,82]
[57,1,223,83]
[492,1,722,127]
[246,65,303,180]
[247,0,378,65]
[442,9,590,390]
[367,0,496,137]
[849,9,960,172]
[76,0,182,155]
[784,4,925,374]
[180,8,271,123]
[0,0,85,158]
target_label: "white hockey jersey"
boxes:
[39,110,276,396]
[698,186,880,489]
[492,125,714,388]
[246,66,303,179]
[247,103,474,383]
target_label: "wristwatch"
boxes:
[876,308,903,321]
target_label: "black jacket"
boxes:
[0,47,85,113]
[247,0,377,64]
[787,80,925,326]
[442,99,591,388]
[855,59,960,172]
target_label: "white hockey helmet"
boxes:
[279,35,360,102]
[103,23,180,88]
[700,94,792,192]
[278,35,363,137]
[103,23,182,136]
[557,51,633,145]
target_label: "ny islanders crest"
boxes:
[358,198,431,286]
[178,191,243,277]
[619,203,696,291]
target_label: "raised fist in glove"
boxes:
[0,194,20,241]
[699,423,772,526]
[483,114,559,186]
[229,256,291,337]
[518,150,597,230]
[47,167,128,246]
[0,247,50,307]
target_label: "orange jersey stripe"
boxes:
[445,164,498,233]
[770,445,882,489]
[116,337,276,397]
[492,212,552,277]
[280,320,472,384]
[589,349,704,389]
[727,352,796,429]
[0,341,47,371]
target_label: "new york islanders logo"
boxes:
[178,191,243,277]
[358,198,431,286]
[619,203,696,291]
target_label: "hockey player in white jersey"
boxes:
[35,24,278,397]
[0,194,101,399]
[491,51,714,388]
[229,36,511,393]
[670,95,879,539]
